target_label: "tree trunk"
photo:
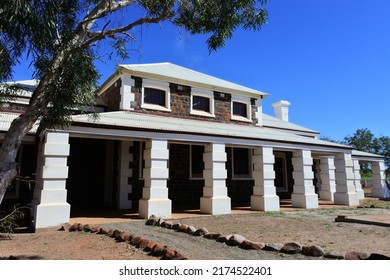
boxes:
[0,73,53,204]
[0,108,43,204]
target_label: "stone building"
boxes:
[0,63,387,229]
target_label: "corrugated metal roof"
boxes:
[262,113,318,135]
[352,150,384,159]
[118,62,267,97]
[0,112,38,133]
[71,111,349,149]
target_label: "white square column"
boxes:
[32,132,71,229]
[251,147,280,211]
[371,161,389,198]
[291,150,319,209]
[139,139,171,218]
[334,153,359,206]
[319,157,336,201]
[117,141,134,209]
[200,143,231,215]
[353,159,365,200]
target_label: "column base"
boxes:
[291,193,319,209]
[334,192,359,206]
[251,195,280,211]
[139,199,172,219]
[200,196,231,215]
[371,187,389,199]
[356,189,365,200]
[34,203,70,229]
[319,190,335,201]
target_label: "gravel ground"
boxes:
[1,206,388,260]
[101,221,315,260]
[102,207,390,259]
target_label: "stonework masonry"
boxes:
[100,78,121,111]
[115,76,259,125]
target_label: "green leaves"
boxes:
[1,0,269,127]
[344,128,390,175]
[174,0,268,51]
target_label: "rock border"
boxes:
[67,222,188,260]
[145,215,390,260]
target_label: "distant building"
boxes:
[1,63,387,229]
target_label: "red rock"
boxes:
[366,253,390,260]
[216,234,232,243]
[281,242,302,254]
[226,234,246,246]
[69,223,80,232]
[204,233,221,240]
[130,236,144,247]
[323,252,344,259]
[151,244,166,257]
[142,241,157,252]
[345,251,368,260]
[82,224,92,232]
[145,215,158,226]
[193,228,209,236]
[186,225,197,235]
[178,224,189,232]
[116,232,131,242]
[97,228,108,235]
[263,243,283,251]
[138,239,154,250]
[161,248,177,259]
[156,218,164,226]
[90,226,101,233]
[57,226,66,231]
[112,229,123,239]
[172,223,181,230]
[239,240,265,250]
[302,245,325,257]
[161,221,173,229]
[106,229,115,237]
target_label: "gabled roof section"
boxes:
[262,113,319,136]
[108,62,268,98]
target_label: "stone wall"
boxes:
[168,144,204,210]
[109,76,259,125]
[100,78,121,111]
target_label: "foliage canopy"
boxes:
[0,0,269,204]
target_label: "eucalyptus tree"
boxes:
[0,0,269,204]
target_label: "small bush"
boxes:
[0,206,30,239]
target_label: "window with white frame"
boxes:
[190,145,205,179]
[141,79,171,112]
[227,147,252,179]
[231,95,252,122]
[190,88,215,117]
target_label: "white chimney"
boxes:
[272,100,291,122]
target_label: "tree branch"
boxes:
[74,0,136,38]
[80,0,175,47]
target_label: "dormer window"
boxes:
[190,88,214,118]
[141,79,170,112]
[233,102,247,117]
[231,95,252,123]
[193,96,210,112]
[144,88,166,106]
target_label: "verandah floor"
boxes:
[69,198,371,225]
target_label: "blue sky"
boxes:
[13,0,390,141]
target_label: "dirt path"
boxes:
[1,207,389,260]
